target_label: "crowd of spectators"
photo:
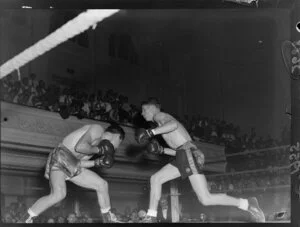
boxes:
[0,73,144,127]
[225,145,289,172]
[33,212,93,223]
[0,73,290,151]
[0,73,290,173]
[207,167,290,193]
[1,198,27,223]
[186,115,290,151]
[1,155,290,224]
[1,205,93,224]
[2,177,290,224]
[1,200,160,223]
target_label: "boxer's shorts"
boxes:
[44,144,81,180]
[170,141,205,179]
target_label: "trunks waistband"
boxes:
[176,141,197,151]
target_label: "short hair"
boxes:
[141,97,161,109]
[105,124,125,140]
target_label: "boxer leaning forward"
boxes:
[136,98,265,223]
[18,124,125,223]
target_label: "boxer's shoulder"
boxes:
[78,124,104,137]
[88,124,104,132]
[154,112,170,122]
[63,124,103,148]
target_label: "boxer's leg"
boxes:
[19,170,67,223]
[189,173,241,206]
[141,163,181,222]
[31,170,67,214]
[69,168,113,222]
[189,174,265,222]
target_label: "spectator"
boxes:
[56,216,65,223]
[9,81,22,103]
[28,73,38,89]
[138,209,146,221]
[124,206,131,220]
[128,209,139,223]
[109,104,119,122]
[43,84,60,111]
[36,80,47,99]
[102,98,112,121]
[182,115,191,131]
[67,213,77,223]
[47,218,55,223]
[192,119,205,140]
[211,124,219,144]
[93,97,106,120]
[88,93,96,118]
[2,212,13,223]
[203,119,212,141]
[119,96,131,124]
[157,195,171,223]
[86,217,93,223]
[199,213,207,222]
[80,92,91,118]
[0,74,14,100]
[58,88,72,119]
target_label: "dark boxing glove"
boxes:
[94,155,114,168]
[97,139,115,156]
[136,128,155,144]
[147,139,164,155]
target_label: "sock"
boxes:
[28,208,37,218]
[147,209,157,217]
[238,198,249,211]
[101,207,111,214]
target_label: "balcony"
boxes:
[1,101,227,180]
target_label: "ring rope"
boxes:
[225,145,289,157]
[0,9,119,79]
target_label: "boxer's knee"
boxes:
[51,188,66,202]
[195,192,211,206]
[196,195,209,206]
[150,173,162,186]
[199,196,211,206]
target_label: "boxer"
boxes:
[136,98,265,223]
[18,124,125,223]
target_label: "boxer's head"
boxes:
[102,124,125,149]
[141,98,161,121]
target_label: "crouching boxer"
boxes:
[18,124,125,223]
[136,98,265,223]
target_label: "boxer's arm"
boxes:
[79,160,96,168]
[163,148,176,156]
[152,113,178,135]
[75,125,104,155]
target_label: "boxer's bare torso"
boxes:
[154,112,192,149]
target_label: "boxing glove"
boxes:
[136,128,155,145]
[97,139,115,156]
[147,139,164,155]
[94,155,114,168]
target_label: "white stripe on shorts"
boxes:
[186,149,198,175]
